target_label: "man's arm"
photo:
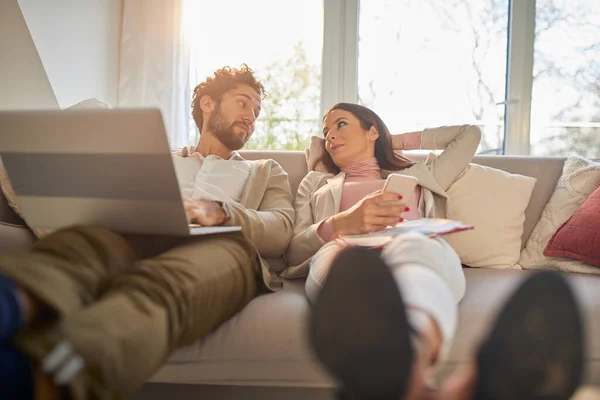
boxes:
[223,160,295,258]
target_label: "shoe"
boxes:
[15,324,117,400]
[309,246,414,399]
[475,271,585,400]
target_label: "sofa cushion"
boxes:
[0,222,35,251]
[444,163,536,269]
[544,185,600,268]
[520,156,600,274]
[151,280,330,386]
[151,269,600,387]
[440,269,600,384]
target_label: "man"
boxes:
[0,64,294,399]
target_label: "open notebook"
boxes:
[339,218,473,247]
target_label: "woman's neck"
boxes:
[341,157,381,181]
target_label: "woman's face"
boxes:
[322,109,378,169]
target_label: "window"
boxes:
[529,0,600,157]
[184,0,324,150]
[358,0,509,155]
[183,0,599,156]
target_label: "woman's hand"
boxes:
[331,190,407,236]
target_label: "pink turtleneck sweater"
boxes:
[317,132,423,242]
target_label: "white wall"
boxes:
[0,0,58,110]
[18,0,123,108]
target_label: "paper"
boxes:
[339,218,473,247]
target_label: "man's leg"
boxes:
[0,226,137,323]
[60,231,262,397]
[0,226,138,399]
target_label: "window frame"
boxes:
[322,0,537,155]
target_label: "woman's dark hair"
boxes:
[318,103,413,173]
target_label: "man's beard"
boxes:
[208,105,249,151]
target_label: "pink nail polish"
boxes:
[399,218,404,222]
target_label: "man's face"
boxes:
[208,84,261,151]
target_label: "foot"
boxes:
[442,271,584,400]
[309,246,414,398]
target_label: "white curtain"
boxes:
[118,0,190,148]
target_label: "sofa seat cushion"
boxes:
[150,280,332,387]
[151,269,600,387]
[441,269,600,383]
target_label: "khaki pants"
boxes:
[0,226,264,398]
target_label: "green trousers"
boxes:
[0,226,263,398]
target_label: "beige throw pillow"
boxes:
[443,164,537,269]
[519,156,600,274]
[305,136,332,173]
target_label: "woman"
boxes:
[284,101,478,371]
[284,103,583,399]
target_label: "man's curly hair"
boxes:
[191,64,266,131]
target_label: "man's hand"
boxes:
[184,197,228,226]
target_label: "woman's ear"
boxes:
[368,126,380,142]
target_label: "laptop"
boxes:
[0,108,241,236]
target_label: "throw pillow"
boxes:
[305,136,333,173]
[543,184,600,267]
[519,156,600,274]
[443,163,537,269]
[64,98,112,110]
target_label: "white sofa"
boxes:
[1,151,599,399]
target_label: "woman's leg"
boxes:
[381,232,465,368]
[305,241,345,304]
[309,246,416,399]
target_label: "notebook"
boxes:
[338,218,473,247]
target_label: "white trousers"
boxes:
[306,232,466,366]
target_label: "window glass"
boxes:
[184,0,324,150]
[530,0,600,157]
[358,0,509,154]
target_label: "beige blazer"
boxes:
[282,125,481,279]
[217,158,295,290]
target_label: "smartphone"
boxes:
[382,173,419,205]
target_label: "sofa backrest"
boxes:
[0,150,566,250]
[240,150,566,249]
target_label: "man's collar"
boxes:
[178,145,245,161]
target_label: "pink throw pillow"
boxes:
[544,185,600,267]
